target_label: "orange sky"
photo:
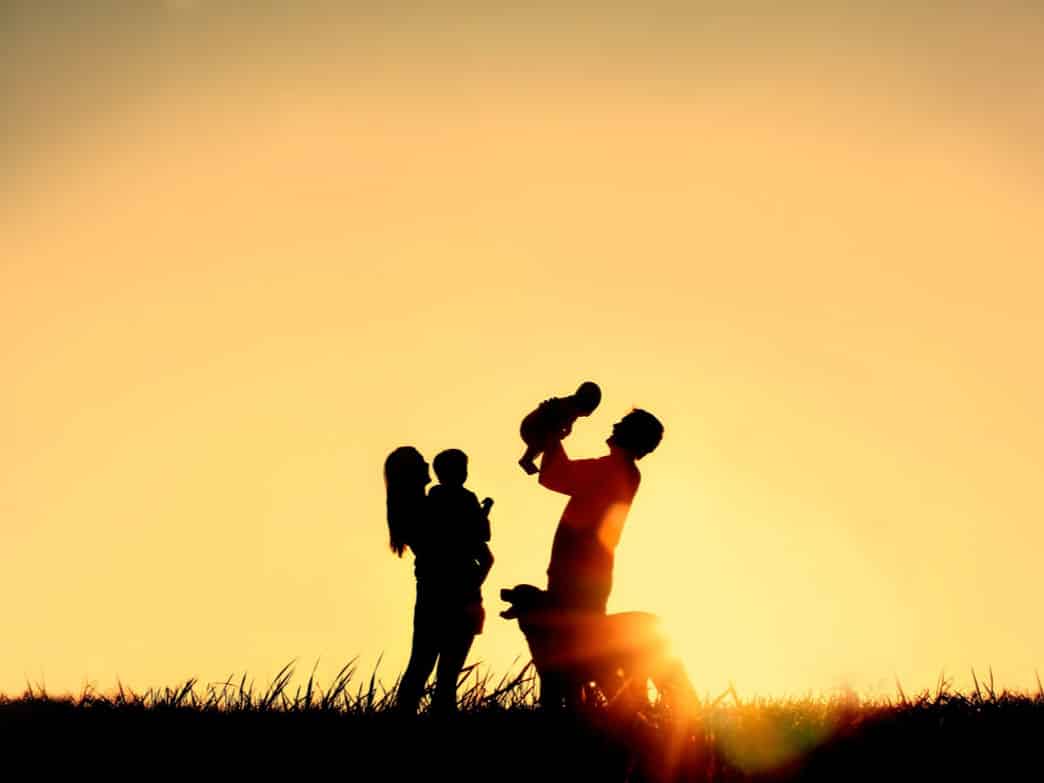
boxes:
[3,2,1043,699]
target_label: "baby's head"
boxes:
[572,381,602,415]
[433,448,468,486]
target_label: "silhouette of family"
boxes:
[383,381,665,713]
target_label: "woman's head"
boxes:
[384,446,430,556]
[384,446,429,490]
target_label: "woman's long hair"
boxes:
[383,446,427,557]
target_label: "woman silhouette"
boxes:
[384,446,491,714]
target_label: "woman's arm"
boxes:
[474,543,494,585]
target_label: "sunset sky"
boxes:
[3,2,1042,699]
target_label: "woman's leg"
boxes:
[396,591,440,713]
[432,626,475,715]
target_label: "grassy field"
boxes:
[3,664,1041,781]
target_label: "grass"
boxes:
[3,663,1042,781]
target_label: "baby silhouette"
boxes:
[518,381,601,475]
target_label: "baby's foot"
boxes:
[518,457,539,475]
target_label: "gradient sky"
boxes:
[3,2,1043,699]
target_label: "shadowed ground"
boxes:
[2,666,1041,780]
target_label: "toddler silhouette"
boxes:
[518,381,601,475]
[427,449,494,613]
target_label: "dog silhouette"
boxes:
[500,584,695,712]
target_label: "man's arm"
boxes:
[538,438,585,495]
[537,438,569,493]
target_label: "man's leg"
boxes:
[545,576,614,708]
[538,669,569,710]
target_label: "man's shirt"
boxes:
[538,439,640,610]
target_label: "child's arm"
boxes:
[479,497,493,542]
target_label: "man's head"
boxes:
[433,448,468,486]
[608,409,663,460]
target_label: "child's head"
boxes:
[608,409,663,460]
[572,381,602,415]
[433,448,468,486]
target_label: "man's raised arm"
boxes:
[538,438,577,494]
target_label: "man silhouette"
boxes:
[538,409,664,614]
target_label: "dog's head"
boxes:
[500,583,569,671]
[499,584,549,620]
